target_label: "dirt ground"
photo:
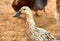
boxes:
[0,0,60,41]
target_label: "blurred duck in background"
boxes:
[12,0,48,16]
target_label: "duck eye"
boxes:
[23,9,26,10]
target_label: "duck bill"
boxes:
[13,10,21,17]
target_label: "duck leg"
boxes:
[34,10,40,17]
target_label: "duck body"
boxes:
[12,0,35,11]
[33,0,47,10]
[26,27,58,41]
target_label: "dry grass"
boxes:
[0,0,60,41]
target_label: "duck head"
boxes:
[13,6,32,17]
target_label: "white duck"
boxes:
[13,6,58,41]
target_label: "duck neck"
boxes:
[26,12,36,29]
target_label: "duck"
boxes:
[13,6,58,41]
[12,0,35,11]
[12,0,47,15]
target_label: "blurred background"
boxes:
[0,0,60,41]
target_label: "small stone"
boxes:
[1,23,6,26]
[18,20,21,23]
[1,36,5,39]
[12,38,15,41]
